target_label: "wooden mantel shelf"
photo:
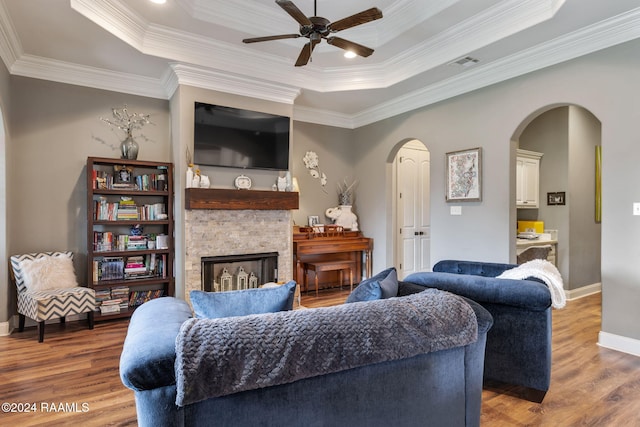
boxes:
[185,188,299,210]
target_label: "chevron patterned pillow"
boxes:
[20,255,79,292]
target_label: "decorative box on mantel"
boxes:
[185,188,299,210]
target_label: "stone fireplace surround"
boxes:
[183,189,297,298]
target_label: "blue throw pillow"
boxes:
[345,267,398,303]
[190,281,296,319]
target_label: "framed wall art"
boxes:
[445,147,482,202]
[547,191,566,206]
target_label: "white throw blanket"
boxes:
[497,259,566,309]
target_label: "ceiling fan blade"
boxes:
[295,40,320,67]
[328,7,383,32]
[243,34,301,43]
[326,37,374,57]
[276,0,312,27]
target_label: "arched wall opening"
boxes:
[511,104,602,294]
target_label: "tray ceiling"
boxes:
[1,0,640,128]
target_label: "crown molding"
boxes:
[169,63,301,104]
[70,0,147,50]
[68,0,564,93]
[371,0,566,89]
[1,2,639,130]
[0,0,22,66]
[345,5,640,128]
[176,0,294,37]
[11,54,167,99]
[293,105,355,129]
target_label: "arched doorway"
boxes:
[391,139,430,279]
[512,105,602,296]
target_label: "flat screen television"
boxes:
[193,102,290,170]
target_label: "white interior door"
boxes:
[395,142,430,279]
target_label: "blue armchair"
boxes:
[403,259,552,402]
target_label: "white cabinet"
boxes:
[516,149,543,208]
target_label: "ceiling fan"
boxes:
[242,0,383,67]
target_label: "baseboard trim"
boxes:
[0,320,11,336]
[566,282,601,300]
[598,331,640,358]
[2,313,87,335]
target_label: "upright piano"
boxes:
[293,226,373,293]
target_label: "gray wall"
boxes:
[518,107,570,280]
[567,106,601,288]
[5,77,170,319]
[290,121,355,227]
[350,38,640,342]
[0,60,10,325]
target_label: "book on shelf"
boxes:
[94,232,160,251]
[129,289,165,307]
[97,285,131,313]
[100,305,120,315]
[95,198,119,221]
[95,289,111,305]
[93,231,114,252]
[116,199,139,221]
[126,235,147,250]
[140,203,166,220]
[94,199,166,222]
[93,168,168,192]
[124,254,167,279]
[93,257,124,282]
[110,285,130,300]
[99,298,122,314]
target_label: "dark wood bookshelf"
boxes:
[87,157,174,321]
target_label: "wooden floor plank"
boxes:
[0,291,638,426]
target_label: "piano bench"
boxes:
[304,260,356,297]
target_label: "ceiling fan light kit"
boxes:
[242,0,383,67]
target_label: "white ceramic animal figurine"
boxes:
[325,205,358,231]
[277,176,287,191]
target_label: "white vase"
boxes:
[186,165,194,188]
[285,171,293,191]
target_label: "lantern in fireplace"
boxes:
[220,268,233,292]
[249,272,258,289]
[236,266,249,290]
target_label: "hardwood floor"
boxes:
[0,320,137,426]
[0,291,639,426]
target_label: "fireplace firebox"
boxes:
[201,252,278,292]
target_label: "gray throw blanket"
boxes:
[175,289,477,407]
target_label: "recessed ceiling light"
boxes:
[149,0,166,4]
[344,51,357,59]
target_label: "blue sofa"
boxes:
[120,289,492,427]
[402,260,553,402]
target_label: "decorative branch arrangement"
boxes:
[100,105,153,140]
[303,151,327,193]
[337,177,358,205]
